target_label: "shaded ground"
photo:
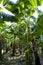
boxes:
[0,54,26,65]
[0,54,43,65]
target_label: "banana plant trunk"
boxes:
[25,46,33,65]
[12,34,16,56]
[32,37,41,65]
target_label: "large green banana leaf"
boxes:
[0,0,43,22]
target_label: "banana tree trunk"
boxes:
[25,47,33,65]
[34,51,41,65]
[11,34,16,56]
[32,37,41,65]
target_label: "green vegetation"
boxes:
[0,0,43,65]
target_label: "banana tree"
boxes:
[0,0,43,64]
[0,0,43,22]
